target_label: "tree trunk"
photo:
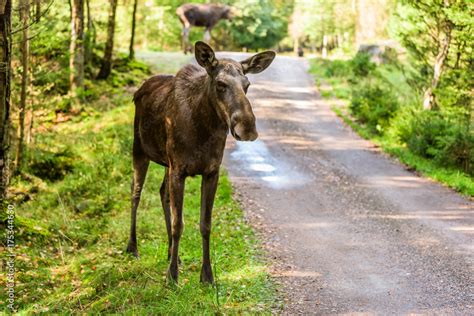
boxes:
[97,0,117,80]
[26,109,33,144]
[128,0,138,60]
[69,0,85,93]
[16,0,29,171]
[322,34,328,58]
[293,37,299,55]
[0,0,12,199]
[35,0,41,22]
[84,0,95,69]
[422,26,452,110]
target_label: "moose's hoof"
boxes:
[200,265,215,286]
[125,241,140,258]
[166,267,179,284]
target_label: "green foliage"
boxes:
[309,55,473,195]
[308,58,352,100]
[346,53,398,135]
[323,59,352,78]
[26,146,75,181]
[106,53,152,87]
[115,0,190,52]
[290,0,355,53]
[350,77,399,135]
[27,4,70,59]
[388,0,473,175]
[436,124,473,174]
[397,110,448,157]
[350,53,376,78]
[396,109,473,174]
[392,0,473,109]
[227,0,288,50]
[115,0,291,52]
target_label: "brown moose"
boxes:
[127,41,275,284]
[176,3,233,54]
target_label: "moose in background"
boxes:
[176,3,233,54]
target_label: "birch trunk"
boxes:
[422,27,452,110]
[69,0,85,93]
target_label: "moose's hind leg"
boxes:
[126,154,150,258]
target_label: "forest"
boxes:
[0,0,472,313]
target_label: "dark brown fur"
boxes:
[126,42,275,284]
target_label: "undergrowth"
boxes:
[309,56,473,197]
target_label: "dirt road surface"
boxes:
[219,53,473,314]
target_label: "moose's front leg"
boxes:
[182,24,191,54]
[167,168,185,283]
[203,27,211,43]
[200,171,219,284]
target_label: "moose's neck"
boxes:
[219,6,229,20]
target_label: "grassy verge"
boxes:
[1,56,276,313]
[309,57,473,197]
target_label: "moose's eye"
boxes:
[217,81,227,92]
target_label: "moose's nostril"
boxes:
[231,127,241,141]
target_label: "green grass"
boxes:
[1,58,276,313]
[309,58,352,100]
[309,57,473,197]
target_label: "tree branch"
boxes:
[11,0,54,35]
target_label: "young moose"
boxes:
[127,41,275,284]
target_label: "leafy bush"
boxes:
[26,147,75,181]
[396,109,473,174]
[350,52,376,78]
[398,110,448,158]
[228,0,288,50]
[56,95,74,112]
[33,63,70,96]
[436,125,474,175]
[350,78,399,134]
[324,59,352,77]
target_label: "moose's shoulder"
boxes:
[176,64,206,80]
[134,74,175,104]
[175,64,207,93]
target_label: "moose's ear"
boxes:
[195,41,218,74]
[241,51,276,74]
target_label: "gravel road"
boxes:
[219,53,474,314]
